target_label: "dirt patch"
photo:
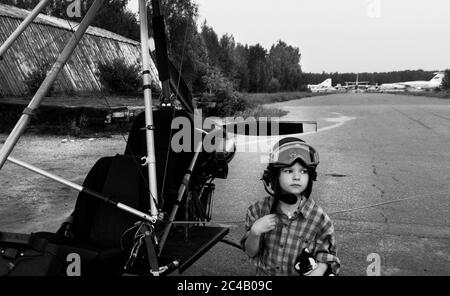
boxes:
[0,133,127,233]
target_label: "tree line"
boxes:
[3,0,448,94]
[3,0,305,94]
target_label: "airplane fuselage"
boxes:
[380,73,443,91]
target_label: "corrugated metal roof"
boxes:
[0,3,139,45]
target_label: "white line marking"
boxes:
[319,115,357,132]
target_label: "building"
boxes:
[0,3,159,97]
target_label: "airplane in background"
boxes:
[380,72,444,92]
[344,74,370,92]
[307,78,336,93]
[366,84,380,92]
[335,83,347,92]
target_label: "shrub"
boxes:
[215,89,247,117]
[97,58,141,94]
[235,104,288,119]
[199,67,248,117]
[24,61,54,96]
[68,118,81,136]
[267,78,281,93]
[62,114,90,136]
[442,69,450,90]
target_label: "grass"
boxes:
[235,104,288,118]
[399,90,450,99]
[241,91,328,105]
[236,91,326,118]
[1,91,321,135]
[383,89,450,99]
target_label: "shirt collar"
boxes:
[272,196,315,219]
[299,197,315,218]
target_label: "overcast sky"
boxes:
[128,0,450,73]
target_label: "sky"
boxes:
[127,0,450,73]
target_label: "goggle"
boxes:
[269,141,319,167]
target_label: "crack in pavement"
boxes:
[418,108,450,122]
[392,107,432,130]
[333,218,450,240]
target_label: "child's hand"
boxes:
[305,262,328,276]
[250,214,278,236]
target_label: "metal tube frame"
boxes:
[0,0,51,59]
[0,0,105,169]
[158,139,203,254]
[138,0,159,220]
[0,0,200,238]
[7,157,154,223]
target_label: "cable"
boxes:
[159,19,190,210]
[119,222,142,250]
[62,17,159,209]
[328,188,450,215]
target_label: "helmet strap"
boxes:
[277,192,299,205]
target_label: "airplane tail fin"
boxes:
[430,72,444,84]
[320,78,332,87]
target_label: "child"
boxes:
[241,137,340,276]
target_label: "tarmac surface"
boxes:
[1,93,449,276]
[182,93,450,276]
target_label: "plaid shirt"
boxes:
[241,196,340,276]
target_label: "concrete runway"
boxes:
[182,93,450,276]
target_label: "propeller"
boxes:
[150,0,194,114]
[220,120,317,136]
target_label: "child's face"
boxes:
[278,162,309,196]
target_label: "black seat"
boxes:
[31,108,208,275]
[71,155,149,250]
[32,155,149,276]
[124,108,203,215]
[59,108,198,275]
